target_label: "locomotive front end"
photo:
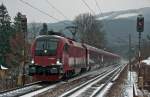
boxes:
[29,35,64,81]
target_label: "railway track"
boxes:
[0,65,122,97]
[0,81,52,97]
[34,65,118,97]
[60,65,123,97]
[23,68,109,97]
[90,64,127,97]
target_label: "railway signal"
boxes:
[136,14,144,66]
[137,14,144,32]
[137,14,144,89]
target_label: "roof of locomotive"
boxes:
[35,35,85,49]
[36,35,65,40]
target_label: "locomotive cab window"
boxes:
[35,38,59,56]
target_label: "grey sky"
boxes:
[0,0,149,23]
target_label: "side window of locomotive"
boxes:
[64,44,69,53]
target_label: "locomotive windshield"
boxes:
[35,38,58,56]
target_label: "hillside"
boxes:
[99,7,150,57]
[28,7,150,58]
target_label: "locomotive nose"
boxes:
[46,57,56,65]
[47,57,62,65]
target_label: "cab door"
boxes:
[62,44,69,71]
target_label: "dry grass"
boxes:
[0,75,33,91]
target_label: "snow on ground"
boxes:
[124,71,137,97]
[142,57,150,65]
[20,84,57,97]
[96,83,113,97]
[0,65,8,70]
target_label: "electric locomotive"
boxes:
[29,34,87,81]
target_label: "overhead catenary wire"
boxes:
[95,0,111,26]
[94,0,103,16]
[94,0,111,33]
[79,0,97,33]
[79,0,106,48]
[19,0,69,26]
[95,0,118,42]
[80,0,95,15]
[94,0,107,31]
[45,0,69,20]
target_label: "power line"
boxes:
[45,0,69,20]
[94,0,112,35]
[94,0,107,27]
[19,0,58,21]
[19,0,69,25]
[95,0,109,34]
[94,0,102,16]
[80,0,95,15]
[95,0,123,43]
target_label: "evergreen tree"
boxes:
[0,4,12,66]
[13,12,22,32]
[8,12,30,72]
[10,12,24,68]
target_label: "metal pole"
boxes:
[137,14,144,90]
[22,15,27,86]
[129,33,131,82]
[22,30,25,86]
[138,32,141,76]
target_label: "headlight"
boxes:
[56,59,60,64]
[31,59,34,64]
[44,49,47,53]
[56,59,62,65]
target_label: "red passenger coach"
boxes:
[84,44,120,70]
[29,35,87,81]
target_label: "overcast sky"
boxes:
[0,0,150,23]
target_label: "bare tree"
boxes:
[30,22,40,38]
[74,13,105,48]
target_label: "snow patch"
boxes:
[20,85,56,97]
[124,71,137,97]
[98,15,110,20]
[142,57,150,65]
[114,13,138,19]
[96,83,113,97]
[125,86,133,97]
[0,65,8,70]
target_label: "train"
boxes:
[29,33,120,81]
